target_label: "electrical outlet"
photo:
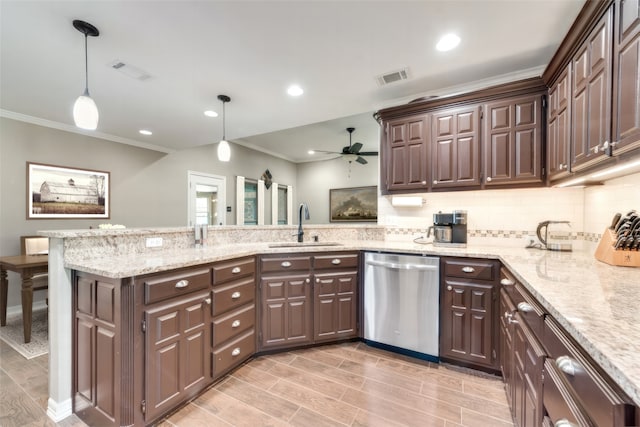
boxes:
[146,237,163,248]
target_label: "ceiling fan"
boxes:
[313,127,378,165]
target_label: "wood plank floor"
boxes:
[0,339,514,426]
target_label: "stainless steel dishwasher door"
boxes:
[363,252,440,358]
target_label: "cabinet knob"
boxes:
[461,266,475,273]
[610,141,617,148]
[517,302,534,313]
[316,278,320,283]
[305,278,310,284]
[555,419,578,427]
[331,259,341,265]
[281,261,292,268]
[486,176,492,182]
[500,278,515,286]
[231,320,241,328]
[231,291,241,299]
[203,297,212,306]
[231,267,241,274]
[558,163,566,170]
[504,311,512,320]
[421,181,427,185]
[231,348,241,357]
[433,180,438,185]
[556,355,580,377]
[175,280,189,289]
[447,285,452,291]
[602,140,610,150]
[592,145,599,154]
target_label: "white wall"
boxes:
[296,157,378,224]
[0,117,297,307]
[583,172,640,236]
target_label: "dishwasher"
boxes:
[363,252,439,361]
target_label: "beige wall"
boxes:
[0,117,297,308]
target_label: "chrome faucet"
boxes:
[297,203,310,243]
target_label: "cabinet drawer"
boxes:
[260,256,311,273]
[213,257,255,285]
[444,258,497,281]
[212,304,255,347]
[212,329,255,377]
[543,359,594,426]
[313,253,358,270]
[212,277,255,316]
[543,317,636,427]
[500,268,546,337]
[143,268,211,305]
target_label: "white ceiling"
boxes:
[1,0,586,163]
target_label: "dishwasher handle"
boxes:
[365,258,438,271]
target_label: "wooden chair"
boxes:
[20,236,49,300]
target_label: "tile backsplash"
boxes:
[379,172,640,246]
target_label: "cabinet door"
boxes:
[548,64,572,180]
[572,7,613,171]
[440,280,495,368]
[260,273,313,349]
[612,0,640,155]
[385,116,429,192]
[313,271,358,342]
[484,94,544,186]
[145,291,211,422]
[431,106,481,189]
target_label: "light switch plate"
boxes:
[146,237,163,248]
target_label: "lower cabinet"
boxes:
[258,252,359,351]
[440,257,500,371]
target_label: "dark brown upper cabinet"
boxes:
[547,64,572,181]
[612,0,640,156]
[571,5,614,172]
[431,105,481,189]
[483,94,545,186]
[383,115,429,193]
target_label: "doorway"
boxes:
[187,171,226,226]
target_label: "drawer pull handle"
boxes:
[517,302,534,313]
[231,320,241,328]
[556,356,580,376]
[175,280,189,289]
[462,266,475,273]
[331,259,341,265]
[281,261,292,268]
[231,291,241,299]
[231,348,241,357]
[500,278,514,286]
[555,419,578,427]
[504,311,512,320]
[231,267,241,274]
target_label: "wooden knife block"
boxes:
[594,228,640,267]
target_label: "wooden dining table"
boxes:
[0,254,48,343]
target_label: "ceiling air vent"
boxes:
[376,68,410,86]
[109,60,152,81]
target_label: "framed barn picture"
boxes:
[27,162,110,219]
[329,186,377,222]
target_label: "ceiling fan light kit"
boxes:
[217,94,231,162]
[72,20,100,130]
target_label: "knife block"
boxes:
[594,228,640,267]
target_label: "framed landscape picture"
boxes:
[329,186,377,222]
[27,162,110,219]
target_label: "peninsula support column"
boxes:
[46,237,73,421]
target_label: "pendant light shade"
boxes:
[217,95,231,162]
[72,20,100,130]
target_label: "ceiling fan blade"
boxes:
[313,149,341,154]
[358,151,378,156]
[349,142,363,153]
[355,156,368,165]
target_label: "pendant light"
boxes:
[72,20,100,130]
[217,94,231,162]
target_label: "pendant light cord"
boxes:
[84,33,89,94]
[222,100,226,140]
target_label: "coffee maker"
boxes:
[428,210,468,247]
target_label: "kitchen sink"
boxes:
[268,242,343,248]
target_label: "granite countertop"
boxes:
[63,239,640,406]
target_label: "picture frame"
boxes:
[329,186,377,222]
[27,162,110,219]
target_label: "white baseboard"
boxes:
[46,397,73,422]
[5,301,48,317]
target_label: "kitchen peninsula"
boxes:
[41,225,640,425]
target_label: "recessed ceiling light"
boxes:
[204,110,218,117]
[287,84,304,96]
[436,33,461,52]
[139,129,152,136]
[308,150,315,155]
